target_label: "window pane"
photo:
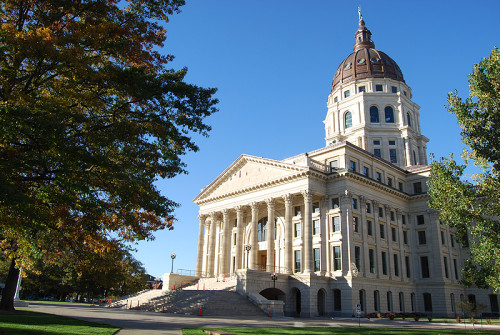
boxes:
[370,106,379,123]
[385,106,394,123]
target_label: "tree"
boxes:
[428,48,500,293]
[0,0,218,310]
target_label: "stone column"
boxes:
[372,200,381,279]
[221,209,231,276]
[266,198,275,272]
[359,196,368,277]
[341,190,353,277]
[235,206,244,271]
[319,197,328,276]
[396,208,405,282]
[250,202,259,270]
[207,212,217,277]
[385,205,393,280]
[283,194,293,274]
[404,137,412,166]
[302,190,313,274]
[196,214,206,277]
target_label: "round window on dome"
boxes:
[357,58,366,65]
[344,63,352,70]
[371,57,380,64]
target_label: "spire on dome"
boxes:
[353,8,375,52]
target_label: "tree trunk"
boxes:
[0,258,20,311]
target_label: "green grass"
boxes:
[182,327,499,335]
[0,310,119,335]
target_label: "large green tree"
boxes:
[0,0,218,310]
[428,48,500,293]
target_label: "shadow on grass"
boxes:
[0,310,119,335]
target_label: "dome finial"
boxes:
[358,6,363,22]
[353,8,374,51]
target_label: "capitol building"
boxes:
[193,17,498,317]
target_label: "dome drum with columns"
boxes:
[193,14,498,318]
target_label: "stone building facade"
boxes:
[193,18,499,317]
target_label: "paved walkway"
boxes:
[26,302,500,334]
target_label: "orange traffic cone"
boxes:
[199,304,202,316]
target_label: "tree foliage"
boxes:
[428,48,500,293]
[0,0,218,309]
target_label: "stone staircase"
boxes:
[110,276,264,316]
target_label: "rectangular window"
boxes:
[402,215,406,225]
[444,256,449,278]
[418,230,426,245]
[353,217,359,233]
[391,227,397,242]
[388,178,393,187]
[376,84,383,91]
[233,233,237,245]
[314,248,320,272]
[453,259,459,280]
[380,224,385,239]
[332,216,340,232]
[355,246,361,270]
[379,207,384,218]
[333,246,341,271]
[413,182,423,194]
[313,219,320,235]
[382,252,387,275]
[294,250,301,273]
[366,202,371,213]
[394,254,399,276]
[359,86,366,93]
[373,140,381,145]
[334,96,338,103]
[404,91,407,96]
[313,202,320,213]
[352,198,358,209]
[417,215,425,225]
[421,256,430,278]
[363,166,370,177]
[392,86,398,93]
[389,149,397,163]
[389,140,396,145]
[399,182,404,191]
[374,148,381,157]
[390,211,395,221]
[330,160,339,171]
[376,172,382,182]
[450,234,455,247]
[331,197,340,209]
[441,231,446,245]
[403,230,408,244]
[369,249,375,273]
[294,206,302,217]
[405,256,411,278]
[294,222,301,238]
[349,160,356,172]
[367,220,373,236]
[344,90,350,98]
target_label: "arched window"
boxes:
[359,289,365,312]
[413,151,417,165]
[374,290,380,311]
[399,292,405,312]
[387,291,393,312]
[407,112,412,127]
[258,217,268,242]
[345,111,352,129]
[370,106,379,123]
[385,106,394,123]
[451,293,456,313]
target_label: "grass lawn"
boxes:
[0,309,119,335]
[182,326,500,335]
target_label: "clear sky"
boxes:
[132,0,500,278]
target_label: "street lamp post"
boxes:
[271,273,278,289]
[170,253,176,273]
[244,244,251,269]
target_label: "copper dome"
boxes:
[331,20,405,92]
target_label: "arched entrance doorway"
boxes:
[260,288,285,301]
[288,287,301,317]
[317,289,326,316]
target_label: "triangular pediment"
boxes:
[194,155,307,203]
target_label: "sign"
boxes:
[356,303,361,316]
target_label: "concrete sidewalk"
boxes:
[25,302,500,334]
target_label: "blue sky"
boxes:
[133,1,500,278]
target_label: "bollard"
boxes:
[137,301,140,310]
[129,301,132,309]
[199,304,202,316]
[197,283,199,290]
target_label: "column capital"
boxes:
[222,208,230,217]
[265,198,275,208]
[372,200,380,207]
[301,190,313,202]
[250,202,259,210]
[235,205,244,214]
[359,195,367,204]
[197,214,207,222]
[282,193,293,205]
[384,204,391,212]
[395,208,403,216]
